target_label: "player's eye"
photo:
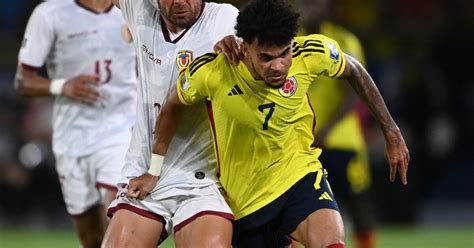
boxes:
[280,48,291,57]
[259,54,273,62]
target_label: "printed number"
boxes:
[258,103,275,130]
[95,60,112,83]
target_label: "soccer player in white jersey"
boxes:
[14,0,137,247]
[102,0,238,247]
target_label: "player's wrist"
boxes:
[148,153,164,176]
[50,79,67,95]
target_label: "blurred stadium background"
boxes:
[0,0,473,247]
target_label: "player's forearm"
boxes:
[152,90,185,156]
[14,66,52,97]
[344,55,398,135]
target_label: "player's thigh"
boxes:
[173,184,233,248]
[175,214,232,248]
[102,209,164,248]
[71,204,107,247]
[291,208,344,247]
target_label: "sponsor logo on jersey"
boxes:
[227,84,244,96]
[67,29,99,40]
[176,50,193,71]
[278,77,298,97]
[142,44,162,65]
[326,41,340,62]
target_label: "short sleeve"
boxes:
[298,34,346,79]
[18,4,55,67]
[176,56,213,105]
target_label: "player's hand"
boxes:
[384,127,410,185]
[214,35,243,66]
[62,75,101,103]
[127,173,160,200]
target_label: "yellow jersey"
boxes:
[177,34,346,219]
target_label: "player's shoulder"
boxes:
[187,52,223,77]
[294,34,334,47]
[293,34,328,58]
[34,0,75,15]
[293,34,342,57]
[203,2,239,18]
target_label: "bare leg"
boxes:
[174,214,233,248]
[102,209,165,248]
[291,209,345,248]
[72,204,107,248]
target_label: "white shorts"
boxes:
[55,144,128,215]
[107,182,234,239]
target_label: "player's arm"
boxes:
[14,65,100,103]
[15,3,100,102]
[127,88,186,200]
[127,65,210,200]
[338,53,410,185]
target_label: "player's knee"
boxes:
[306,226,345,248]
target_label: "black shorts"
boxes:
[232,170,339,248]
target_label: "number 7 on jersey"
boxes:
[258,103,275,130]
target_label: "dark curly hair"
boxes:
[236,0,299,46]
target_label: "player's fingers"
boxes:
[399,160,408,185]
[84,88,101,99]
[387,155,396,183]
[79,75,100,84]
[138,190,148,201]
[218,43,236,65]
[127,188,140,199]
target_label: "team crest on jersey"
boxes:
[326,41,340,63]
[279,77,298,97]
[176,50,193,71]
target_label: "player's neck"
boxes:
[76,0,113,13]
[242,58,263,82]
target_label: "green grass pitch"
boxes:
[0,225,472,248]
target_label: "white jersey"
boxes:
[119,0,238,188]
[18,1,137,157]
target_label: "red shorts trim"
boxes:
[174,210,234,233]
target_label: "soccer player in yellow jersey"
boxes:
[296,0,378,247]
[147,0,409,247]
